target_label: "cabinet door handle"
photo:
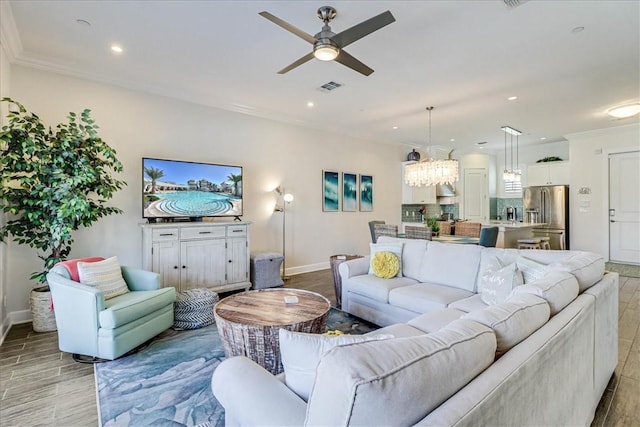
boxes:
[160,233,175,236]
[198,231,212,234]
[232,229,243,233]
[173,266,178,269]
[182,265,186,269]
[228,260,232,263]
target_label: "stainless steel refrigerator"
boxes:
[522,185,570,250]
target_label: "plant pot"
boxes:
[30,285,57,332]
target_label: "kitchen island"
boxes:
[486,221,544,249]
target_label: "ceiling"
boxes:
[2,0,639,155]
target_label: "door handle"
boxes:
[610,220,616,223]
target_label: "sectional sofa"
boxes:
[212,236,618,426]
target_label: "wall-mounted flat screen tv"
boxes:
[142,157,243,220]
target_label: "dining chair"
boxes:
[373,224,398,241]
[404,225,432,240]
[436,221,452,235]
[478,226,499,247]
[368,220,386,243]
[454,222,482,238]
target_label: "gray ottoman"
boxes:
[173,288,219,330]
[250,252,284,289]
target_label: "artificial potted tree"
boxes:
[0,98,126,332]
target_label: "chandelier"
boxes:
[404,107,459,187]
[501,125,522,182]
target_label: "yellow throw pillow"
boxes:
[371,251,400,279]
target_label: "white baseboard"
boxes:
[0,309,31,346]
[286,261,330,277]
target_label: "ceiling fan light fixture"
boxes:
[314,42,339,61]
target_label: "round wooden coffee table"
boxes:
[214,288,331,374]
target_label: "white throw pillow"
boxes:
[516,255,550,283]
[369,242,404,277]
[479,262,524,305]
[77,256,129,299]
[279,329,393,401]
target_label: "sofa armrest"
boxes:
[339,256,371,280]
[121,266,161,291]
[211,356,307,426]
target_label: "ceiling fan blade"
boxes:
[259,11,317,44]
[331,11,395,48]
[334,50,374,76]
[278,52,316,74]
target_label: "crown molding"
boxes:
[0,0,22,62]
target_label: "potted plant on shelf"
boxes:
[0,98,126,332]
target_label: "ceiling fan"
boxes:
[259,6,396,76]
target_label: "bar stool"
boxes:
[538,237,551,250]
[518,238,543,250]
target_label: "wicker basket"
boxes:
[30,285,57,332]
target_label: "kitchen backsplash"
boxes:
[493,197,524,221]
[401,203,459,223]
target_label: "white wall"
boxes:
[0,39,11,337]
[566,124,640,256]
[6,65,405,316]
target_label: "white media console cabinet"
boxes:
[141,221,251,293]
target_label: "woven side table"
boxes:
[329,255,363,308]
[214,288,330,374]
[173,288,219,330]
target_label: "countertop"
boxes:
[486,221,547,229]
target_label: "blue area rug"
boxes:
[95,308,377,427]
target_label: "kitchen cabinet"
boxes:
[402,162,437,204]
[141,222,251,293]
[527,161,570,186]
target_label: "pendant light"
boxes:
[501,125,522,182]
[404,107,459,187]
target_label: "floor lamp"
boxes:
[274,187,294,280]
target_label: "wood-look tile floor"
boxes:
[1,270,638,427]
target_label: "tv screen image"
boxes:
[143,158,243,219]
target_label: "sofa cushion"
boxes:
[347,274,418,303]
[377,236,427,280]
[448,294,489,313]
[547,251,605,292]
[99,288,176,329]
[278,329,393,401]
[78,256,130,299]
[369,242,404,277]
[511,270,579,315]
[419,242,483,292]
[516,255,550,283]
[306,319,496,426]
[479,262,523,305]
[464,293,550,357]
[365,323,426,338]
[371,251,400,278]
[389,283,474,314]
[408,307,466,333]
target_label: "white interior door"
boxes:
[609,151,640,264]
[463,168,487,222]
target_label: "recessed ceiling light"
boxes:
[540,137,547,140]
[508,96,518,101]
[571,26,585,34]
[306,101,314,108]
[76,19,91,26]
[111,45,123,54]
[392,126,398,130]
[607,102,640,119]
[449,138,455,142]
